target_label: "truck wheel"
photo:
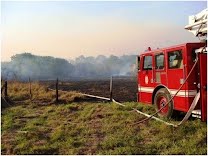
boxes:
[154,88,173,118]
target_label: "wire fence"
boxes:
[1,76,137,108]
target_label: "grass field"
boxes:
[1,82,207,155]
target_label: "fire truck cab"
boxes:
[136,42,207,121]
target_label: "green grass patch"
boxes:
[1,101,207,155]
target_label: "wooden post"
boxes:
[5,81,7,98]
[110,76,113,101]
[29,77,32,99]
[56,78,59,102]
[1,83,5,94]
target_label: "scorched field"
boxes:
[41,76,138,102]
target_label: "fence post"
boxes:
[29,77,32,99]
[56,78,59,102]
[1,82,5,94]
[110,76,113,101]
[5,81,8,98]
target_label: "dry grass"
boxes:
[5,81,84,104]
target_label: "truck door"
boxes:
[139,54,154,103]
[154,52,167,85]
[166,48,185,111]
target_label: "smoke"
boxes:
[1,53,137,81]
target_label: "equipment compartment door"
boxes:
[199,53,207,122]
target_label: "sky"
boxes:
[1,1,207,61]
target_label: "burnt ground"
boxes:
[40,77,137,102]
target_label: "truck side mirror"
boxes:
[136,56,140,71]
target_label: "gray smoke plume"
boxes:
[1,53,137,81]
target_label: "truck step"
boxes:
[192,109,201,118]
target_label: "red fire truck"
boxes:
[137,9,207,121]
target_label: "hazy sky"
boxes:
[1,1,207,61]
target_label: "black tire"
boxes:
[154,88,173,118]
